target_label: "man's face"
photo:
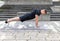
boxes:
[41,9,47,15]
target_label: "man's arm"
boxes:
[35,15,39,28]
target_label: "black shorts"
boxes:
[19,13,34,22]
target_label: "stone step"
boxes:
[0,10,17,21]
[50,18,60,21]
[0,13,16,15]
[50,14,60,18]
[50,17,60,18]
[0,18,10,21]
[53,2,60,6]
[50,13,60,15]
[50,14,60,16]
[0,16,15,18]
[50,6,60,21]
[4,0,52,5]
[51,6,60,13]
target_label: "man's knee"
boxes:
[14,17,20,21]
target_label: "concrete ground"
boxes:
[0,21,60,41]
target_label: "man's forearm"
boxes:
[36,19,38,27]
[35,15,39,27]
[36,18,38,27]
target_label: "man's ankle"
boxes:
[5,20,8,23]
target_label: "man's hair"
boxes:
[45,9,47,14]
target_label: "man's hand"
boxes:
[36,24,39,28]
[35,15,39,28]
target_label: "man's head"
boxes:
[40,9,47,15]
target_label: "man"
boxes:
[5,9,47,27]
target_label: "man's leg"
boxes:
[5,17,20,23]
